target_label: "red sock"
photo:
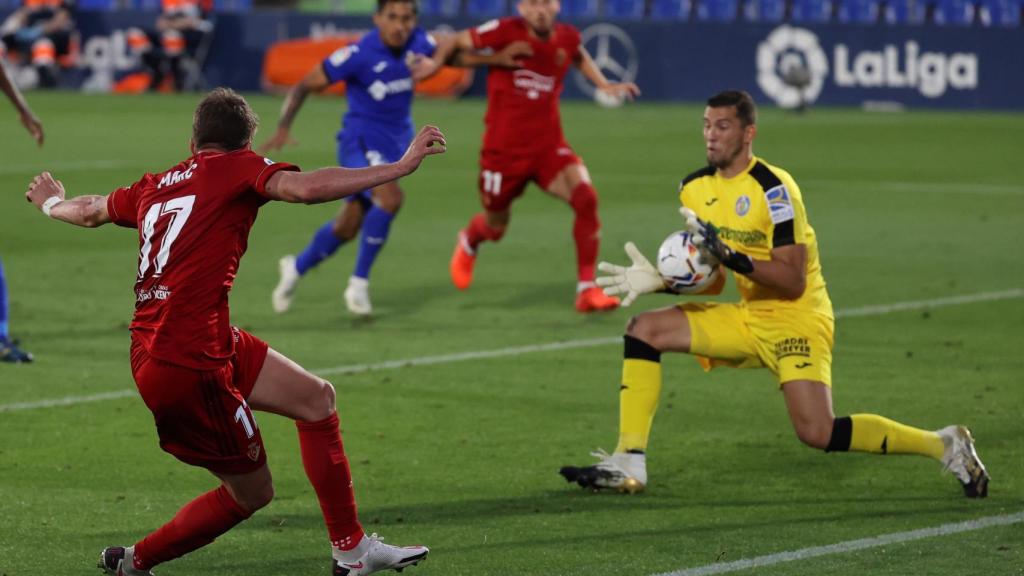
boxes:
[133,486,251,570]
[463,212,505,252]
[570,182,601,282]
[296,412,364,549]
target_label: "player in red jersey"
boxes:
[422,0,640,312]
[24,88,445,576]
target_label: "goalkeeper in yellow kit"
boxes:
[559,90,990,498]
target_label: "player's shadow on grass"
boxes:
[243,490,966,539]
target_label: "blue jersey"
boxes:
[322,27,436,139]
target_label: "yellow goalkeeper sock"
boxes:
[827,414,944,460]
[615,336,662,454]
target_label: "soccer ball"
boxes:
[656,231,719,294]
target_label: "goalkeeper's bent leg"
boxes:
[615,335,662,454]
[826,414,945,460]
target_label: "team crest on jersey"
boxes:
[765,184,795,223]
[247,442,261,462]
[329,45,357,67]
[735,195,751,216]
[555,48,567,66]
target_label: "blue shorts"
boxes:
[337,126,413,204]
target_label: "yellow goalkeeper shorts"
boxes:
[680,301,834,387]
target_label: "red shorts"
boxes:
[129,327,270,475]
[478,141,581,212]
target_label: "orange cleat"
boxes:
[575,286,620,313]
[449,232,476,290]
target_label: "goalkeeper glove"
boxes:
[680,207,754,274]
[596,241,666,307]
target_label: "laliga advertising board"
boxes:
[565,20,1022,110]
[32,9,1024,109]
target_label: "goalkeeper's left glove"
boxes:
[596,241,666,307]
[680,207,754,274]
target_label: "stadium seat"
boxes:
[213,0,252,11]
[418,0,461,16]
[743,0,786,21]
[837,0,880,21]
[561,0,600,18]
[696,0,739,20]
[650,0,693,18]
[466,0,507,16]
[76,0,118,10]
[933,0,976,24]
[790,0,833,21]
[605,0,646,19]
[977,0,1021,25]
[884,0,928,22]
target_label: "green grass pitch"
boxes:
[1,92,1022,575]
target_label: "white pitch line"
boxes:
[1,288,1020,414]
[312,287,1023,376]
[0,389,137,414]
[651,510,1024,576]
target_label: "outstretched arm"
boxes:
[259,66,332,153]
[574,46,640,102]
[264,125,447,204]
[25,172,111,228]
[1,62,44,146]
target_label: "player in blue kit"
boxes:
[262,0,435,317]
[264,0,522,316]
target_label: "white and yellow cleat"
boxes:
[272,255,300,314]
[560,449,647,494]
[937,425,990,498]
[344,276,373,317]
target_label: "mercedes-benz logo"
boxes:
[573,23,639,97]
[757,25,829,109]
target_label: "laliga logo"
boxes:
[758,25,979,107]
[573,24,639,101]
[757,26,829,109]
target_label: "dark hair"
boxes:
[377,0,417,13]
[192,87,258,151]
[707,90,757,126]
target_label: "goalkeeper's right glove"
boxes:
[596,241,666,307]
[680,207,755,274]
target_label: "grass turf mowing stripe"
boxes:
[1,288,1020,414]
[650,510,1024,576]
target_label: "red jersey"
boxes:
[106,149,298,370]
[470,17,580,156]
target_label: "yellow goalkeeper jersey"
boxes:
[678,156,833,318]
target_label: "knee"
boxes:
[793,416,834,450]
[310,379,337,420]
[625,314,662,351]
[375,189,404,214]
[236,479,275,513]
[569,182,598,215]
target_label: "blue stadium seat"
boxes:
[77,0,118,9]
[884,0,928,22]
[743,0,786,21]
[605,0,646,19]
[133,0,162,10]
[418,0,461,16]
[561,0,600,18]
[933,0,976,24]
[466,0,507,16]
[213,0,251,11]
[650,0,693,18]
[790,0,833,21]
[977,0,1021,25]
[696,0,739,20]
[837,0,880,21]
